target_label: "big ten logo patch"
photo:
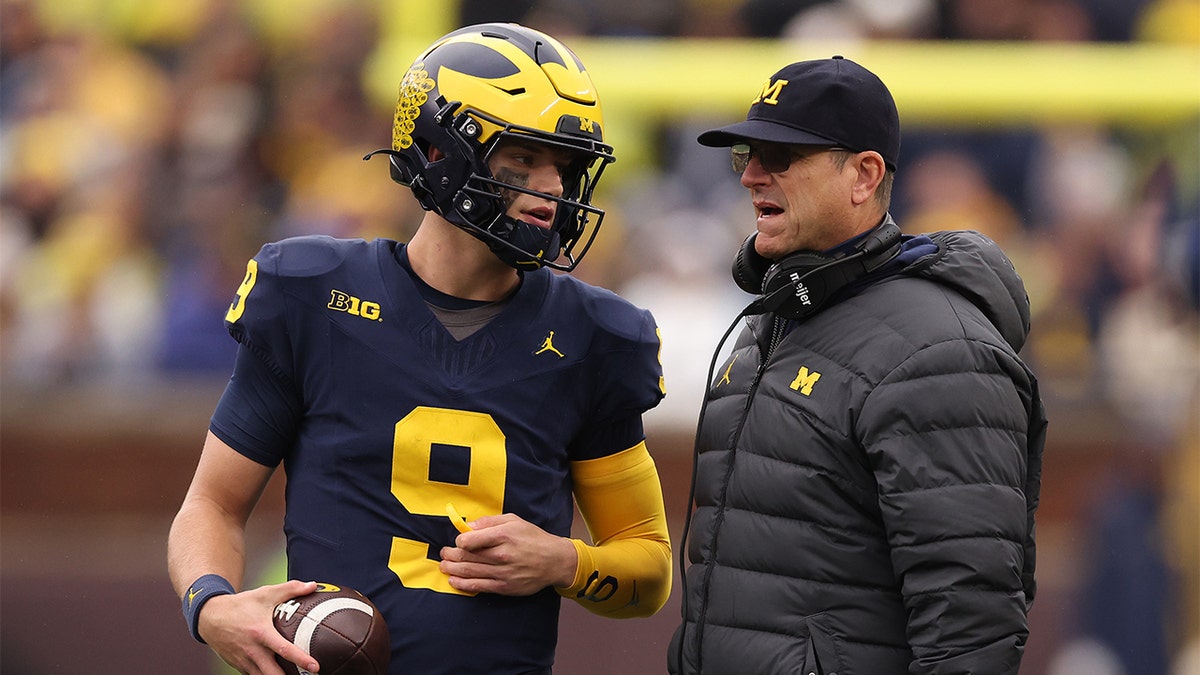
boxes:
[328,289,382,321]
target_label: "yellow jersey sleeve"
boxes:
[557,441,672,618]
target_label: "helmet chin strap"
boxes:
[462,209,561,270]
[488,216,561,269]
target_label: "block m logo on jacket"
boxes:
[789,366,821,396]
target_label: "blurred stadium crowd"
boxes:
[1,0,1197,673]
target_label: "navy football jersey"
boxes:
[210,236,665,674]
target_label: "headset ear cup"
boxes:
[760,251,833,319]
[736,219,902,319]
[732,233,773,294]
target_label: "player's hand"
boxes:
[439,513,578,596]
[199,579,321,675]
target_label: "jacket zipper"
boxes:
[691,315,787,673]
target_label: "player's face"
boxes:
[488,138,584,230]
[738,142,859,259]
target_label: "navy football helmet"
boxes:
[366,23,615,271]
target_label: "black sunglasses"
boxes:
[730,143,848,173]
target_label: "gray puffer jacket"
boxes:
[669,231,1047,675]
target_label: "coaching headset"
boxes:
[732,215,902,320]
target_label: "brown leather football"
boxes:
[272,583,390,675]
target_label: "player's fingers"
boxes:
[264,579,319,603]
[445,572,506,595]
[246,651,287,675]
[439,554,496,578]
[454,522,519,552]
[444,538,517,569]
[439,545,482,565]
[464,513,518,530]
[269,631,321,674]
[441,556,542,596]
[223,640,294,675]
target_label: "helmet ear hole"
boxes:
[388,155,411,184]
[385,153,439,212]
[421,140,439,162]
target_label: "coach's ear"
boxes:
[849,150,886,206]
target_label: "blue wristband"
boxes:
[182,574,235,644]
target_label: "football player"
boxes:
[168,23,671,675]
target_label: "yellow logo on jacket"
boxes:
[789,366,821,395]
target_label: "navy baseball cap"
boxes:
[698,56,900,170]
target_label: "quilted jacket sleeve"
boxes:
[860,336,1039,674]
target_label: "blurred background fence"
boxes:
[1,0,1198,672]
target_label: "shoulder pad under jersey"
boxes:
[553,274,652,344]
[223,236,376,381]
[257,235,368,278]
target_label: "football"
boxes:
[272,583,391,675]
